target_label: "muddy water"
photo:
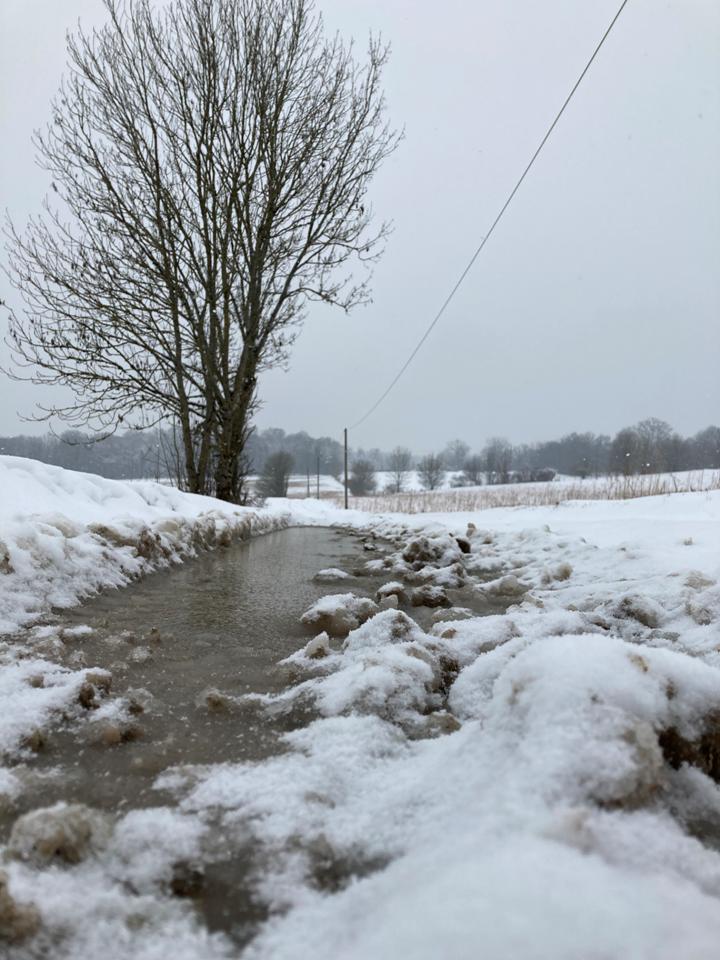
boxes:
[3,526,499,942]
[7,528,387,814]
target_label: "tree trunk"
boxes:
[214,382,257,502]
[173,399,215,496]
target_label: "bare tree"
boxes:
[417,453,444,491]
[441,438,469,471]
[482,437,513,485]
[609,428,641,476]
[386,445,412,493]
[5,0,399,501]
[608,419,679,477]
[349,458,376,496]
[461,454,483,486]
[692,426,720,470]
[255,449,293,498]
[634,418,675,474]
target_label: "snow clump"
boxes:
[8,803,113,866]
[300,593,379,638]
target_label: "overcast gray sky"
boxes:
[1,0,718,453]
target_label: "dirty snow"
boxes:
[1,455,720,958]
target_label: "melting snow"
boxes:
[1,456,720,958]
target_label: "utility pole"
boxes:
[344,428,349,509]
[316,452,320,499]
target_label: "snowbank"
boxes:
[0,455,291,637]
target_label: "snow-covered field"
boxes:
[249,468,720,506]
[1,455,719,958]
[348,468,720,512]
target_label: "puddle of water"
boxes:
[6,527,505,812]
[2,525,505,943]
[8,528,381,812]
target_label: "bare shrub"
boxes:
[256,451,294,499]
[482,437,513,485]
[460,455,484,486]
[417,453,445,491]
[386,446,413,493]
[349,459,376,497]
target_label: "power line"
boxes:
[348,0,631,431]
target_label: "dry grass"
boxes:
[330,471,720,515]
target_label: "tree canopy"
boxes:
[6,0,398,501]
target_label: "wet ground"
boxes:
[5,529,375,812]
[2,525,501,943]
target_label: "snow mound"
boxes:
[180,622,720,960]
[0,658,108,758]
[300,592,379,637]
[8,803,112,866]
[313,568,351,583]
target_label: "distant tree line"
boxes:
[506,419,720,480]
[0,429,167,480]
[444,421,719,487]
[2,418,718,488]
[0,425,345,484]
[349,419,720,494]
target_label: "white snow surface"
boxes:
[372,467,720,496]
[1,456,720,958]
